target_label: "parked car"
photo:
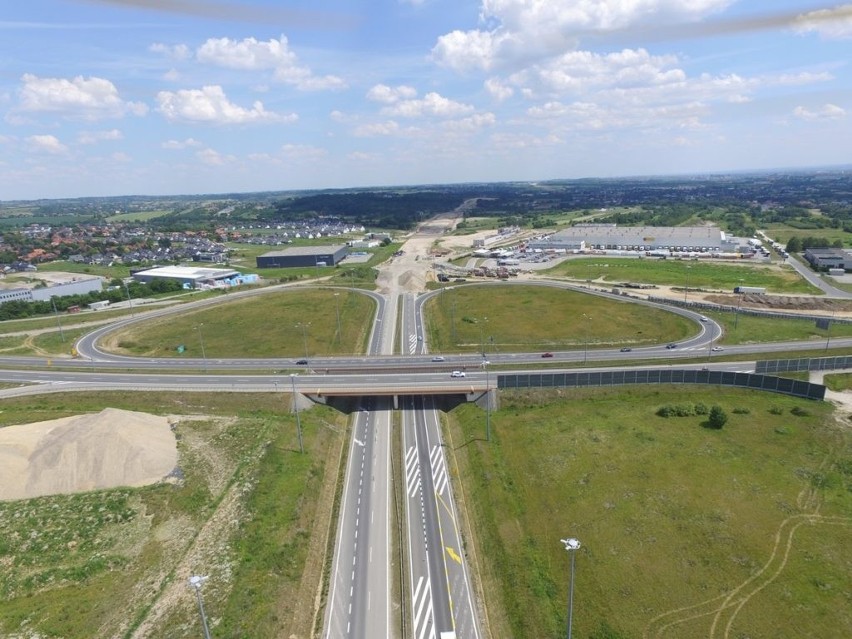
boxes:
[620,347,632,352]
[431,356,445,362]
[541,352,554,358]
[450,370,466,378]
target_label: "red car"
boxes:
[541,352,554,358]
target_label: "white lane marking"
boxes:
[430,444,448,496]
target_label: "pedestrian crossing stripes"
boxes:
[405,445,421,498]
[412,575,436,639]
[430,444,448,496]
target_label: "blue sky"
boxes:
[1,0,850,200]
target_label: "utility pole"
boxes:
[188,575,212,639]
[290,374,304,453]
[51,297,65,342]
[195,324,207,373]
[561,538,581,639]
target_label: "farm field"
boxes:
[446,386,851,639]
[0,391,345,639]
[548,256,821,295]
[424,284,695,352]
[99,288,375,358]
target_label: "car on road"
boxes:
[665,343,677,349]
[450,370,466,378]
[541,352,554,358]
[700,316,709,322]
[295,359,308,365]
[711,346,724,352]
[620,347,632,352]
[431,356,445,362]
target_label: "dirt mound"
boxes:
[0,408,177,501]
[704,293,852,313]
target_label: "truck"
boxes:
[734,286,766,294]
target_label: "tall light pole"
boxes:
[683,265,692,303]
[51,297,65,342]
[123,278,134,317]
[290,374,304,453]
[482,357,491,442]
[561,537,581,639]
[582,314,591,364]
[333,293,342,348]
[297,322,310,361]
[188,575,212,639]
[479,316,488,356]
[195,324,207,373]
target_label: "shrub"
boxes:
[694,403,709,415]
[791,406,811,417]
[707,405,728,429]
[769,406,784,415]
[732,407,750,414]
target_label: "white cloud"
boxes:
[149,42,191,60]
[281,144,328,161]
[26,134,68,154]
[162,138,203,149]
[163,69,181,82]
[77,128,123,144]
[485,77,514,101]
[17,74,148,120]
[381,92,475,118]
[793,104,847,121]
[196,148,232,165]
[366,84,418,104]
[196,35,346,91]
[794,4,852,40]
[111,151,132,163]
[156,85,297,124]
[353,120,401,137]
[432,0,733,72]
[440,112,497,133]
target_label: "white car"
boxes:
[711,346,724,352]
[450,370,466,378]
[700,316,709,322]
[432,356,445,362]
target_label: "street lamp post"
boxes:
[123,279,134,317]
[334,293,342,347]
[561,537,581,639]
[290,374,305,453]
[195,324,207,373]
[479,317,488,356]
[51,297,65,342]
[582,314,591,364]
[297,322,310,361]
[188,575,212,639]
[482,358,491,442]
[684,265,691,302]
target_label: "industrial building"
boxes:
[803,248,851,271]
[528,225,727,253]
[0,276,105,305]
[256,245,348,268]
[131,265,256,288]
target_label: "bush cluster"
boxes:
[656,402,708,417]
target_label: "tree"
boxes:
[708,405,728,429]
[785,236,802,253]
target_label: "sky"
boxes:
[0,0,851,201]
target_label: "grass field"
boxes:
[425,284,696,353]
[762,225,852,247]
[548,257,820,295]
[446,386,851,639]
[101,288,375,358]
[0,391,346,639]
[705,309,852,345]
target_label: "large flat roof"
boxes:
[134,265,240,280]
[260,245,347,257]
[550,225,724,246]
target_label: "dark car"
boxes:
[620,347,632,352]
[665,343,677,349]
[541,352,554,358]
[296,359,308,365]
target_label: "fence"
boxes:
[756,355,852,374]
[498,369,825,400]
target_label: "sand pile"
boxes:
[0,408,178,501]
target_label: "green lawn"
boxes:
[447,386,851,639]
[424,284,695,352]
[548,256,820,295]
[102,288,375,358]
[704,309,852,345]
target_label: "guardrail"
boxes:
[498,369,825,400]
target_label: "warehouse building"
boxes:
[132,265,256,288]
[528,225,727,252]
[0,275,105,305]
[803,247,851,271]
[256,245,348,268]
